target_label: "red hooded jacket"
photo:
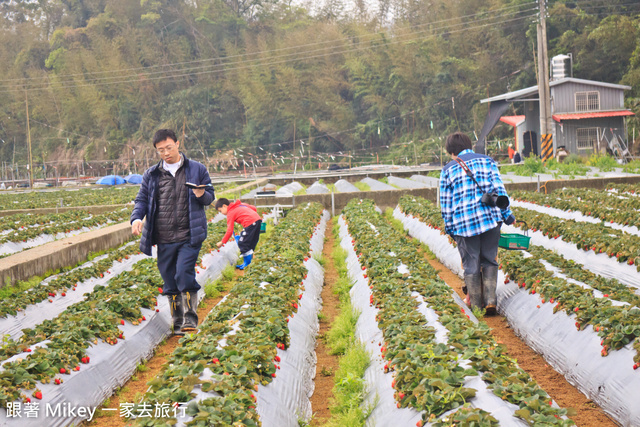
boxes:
[221,200,261,244]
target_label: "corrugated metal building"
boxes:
[481,77,634,158]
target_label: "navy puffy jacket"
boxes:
[130,154,215,256]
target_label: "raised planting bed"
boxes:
[0,218,238,427]
[0,187,139,210]
[395,195,640,426]
[342,199,572,426]
[510,188,640,229]
[0,209,132,257]
[131,203,328,426]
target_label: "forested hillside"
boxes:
[0,0,638,174]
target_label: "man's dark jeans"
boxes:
[157,240,202,295]
[453,224,501,275]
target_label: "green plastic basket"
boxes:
[260,222,267,233]
[499,221,530,250]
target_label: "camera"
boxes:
[481,192,510,209]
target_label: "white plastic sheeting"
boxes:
[306,181,330,194]
[277,182,305,196]
[0,240,240,427]
[337,215,423,427]
[360,177,395,192]
[387,176,426,189]
[255,210,329,426]
[0,226,97,257]
[393,207,463,278]
[396,208,640,426]
[410,175,440,187]
[334,179,360,193]
[512,199,640,237]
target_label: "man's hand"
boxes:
[504,214,516,225]
[192,188,205,198]
[132,220,143,236]
[216,241,223,248]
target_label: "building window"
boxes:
[576,128,600,151]
[575,91,600,111]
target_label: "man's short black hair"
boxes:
[153,129,178,147]
[215,198,230,210]
[445,132,473,156]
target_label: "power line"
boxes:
[0,1,537,85]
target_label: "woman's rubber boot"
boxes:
[181,291,199,333]
[236,254,253,270]
[482,266,499,316]
[170,294,185,336]
[464,273,483,311]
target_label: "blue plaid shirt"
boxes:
[439,149,513,237]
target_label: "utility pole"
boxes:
[25,90,34,188]
[308,123,312,170]
[537,0,553,160]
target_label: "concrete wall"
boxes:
[0,222,134,289]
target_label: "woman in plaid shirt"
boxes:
[439,132,515,315]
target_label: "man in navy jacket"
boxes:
[131,129,214,335]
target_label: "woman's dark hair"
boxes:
[214,198,230,210]
[445,132,473,156]
[153,129,178,147]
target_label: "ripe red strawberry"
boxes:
[274,355,281,362]
[634,364,638,370]
[142,316,146,321]
[417,421,424,427]
[604,294,609,298]
[574,307,579,312]
[73,366,80,371]
[363,274,368,278]
[304,257,308,262]
[34,391,42,400]
[271,373,276,378]
[158,287,163,293]
[212,358,219,364]
[362,266,366,271]
[119,333,123,339]
[277,343,285,350]
[60,368,66,374]
[55,378,61,385]
[120,319,125,325]
[298,294,303,300]
[25,398,31,403]
[61,292,66,297]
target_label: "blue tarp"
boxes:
[124,174,143,184]
[96,175,125,185]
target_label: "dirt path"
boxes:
[310,218,341,426]
[87,287,232,427]
[430,257,616,427]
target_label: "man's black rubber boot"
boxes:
[464,273,483,310]
[170,294,185,336]
[482,265,499,316]
[181,291,199,332]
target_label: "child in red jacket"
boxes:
[215,198,262,270]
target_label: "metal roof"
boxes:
[481,77,632,104]
[552,110,635,122]
[499,115,526,127]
